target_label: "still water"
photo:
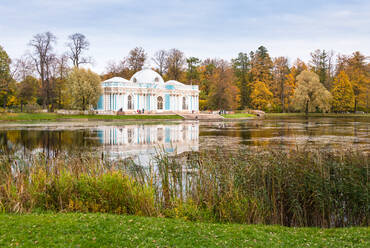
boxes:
[0,117,369,162]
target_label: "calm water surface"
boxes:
[0,117,369,162]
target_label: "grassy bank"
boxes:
[0,213,368,248]
[221,113,255,118]
[0,113,183,122]
[1,148,368,228]
[265,113,370,118]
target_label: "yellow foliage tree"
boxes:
[250,81,273,110]
[331,71,354,112]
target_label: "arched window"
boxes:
[182,97,187,110]
[154,77,159,82]
[157,96,163,110]
[127,95,133,110]
[133,78,137,83]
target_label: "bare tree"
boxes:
[127,47,146,73]
[166,48,185,81]
[28,31,56,110]
[66,33,91,67]
[152,50,167,76]
[11,55,35,82]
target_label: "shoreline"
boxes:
[0,112,369,123]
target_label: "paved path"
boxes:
[178,113,224,120]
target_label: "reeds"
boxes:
[0,147,368,227]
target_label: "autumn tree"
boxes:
[166,48,185,81]
[0,45,12,108]
[292,70,332,114]
[152,50,167,76]
[66,68,101,110]
[272,56,290,112]
[250,81,273,111]
[103,59,131,80]
[208,60,239,110]
[232,52,251,109]
[18,76,39,111]
[127,47,146,73]
[338,51,369,112]
[331,71,354,112]
[28,32,57,110]
[66,33,91,68]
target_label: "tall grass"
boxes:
[0,148,368,227]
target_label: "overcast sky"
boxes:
[1,0,369,73]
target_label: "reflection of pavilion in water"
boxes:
[97,123,199,162]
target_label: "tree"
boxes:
[198,61,216,110]
[292,70,332,114]
[127,47,146,73]
[28,32,57,110]
[232,52,251,109]
[53,54,70,108]
[186,57,200,85]
[309,49,334,90]
[11,55,35,82]
[339,51,369,112]
[0,45,12,108]
[208,60,240,110]
[331,71,354,112]
[284,59,308,111]
[103,59,131,80]
[272,57,290,112]
[250,81,273,111]
[152,50,167,76]
[66,68,102,110]
[250,46,273,84]
[18,76,39,111]
[66,33,91,68]
[166,48,185,81]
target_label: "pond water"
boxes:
[0,117,369,163]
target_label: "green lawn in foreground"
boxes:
[0,113,183,121]
[222,113,255,118]
[0,213,368,248]
[265,113,370,118]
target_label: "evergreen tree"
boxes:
[186,57,200,85]
[232,52,251,109]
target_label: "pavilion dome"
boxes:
[130,68,164,84]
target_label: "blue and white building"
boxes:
[96,68,199,113]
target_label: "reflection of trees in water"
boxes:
[201,117,369,151]
[0,129,101,158]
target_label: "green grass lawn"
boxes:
[0,213,368,248]
[0,113,183,121]
[221,113,255,118]
[265,113,370,118]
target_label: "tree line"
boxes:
[0,32,369,112]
